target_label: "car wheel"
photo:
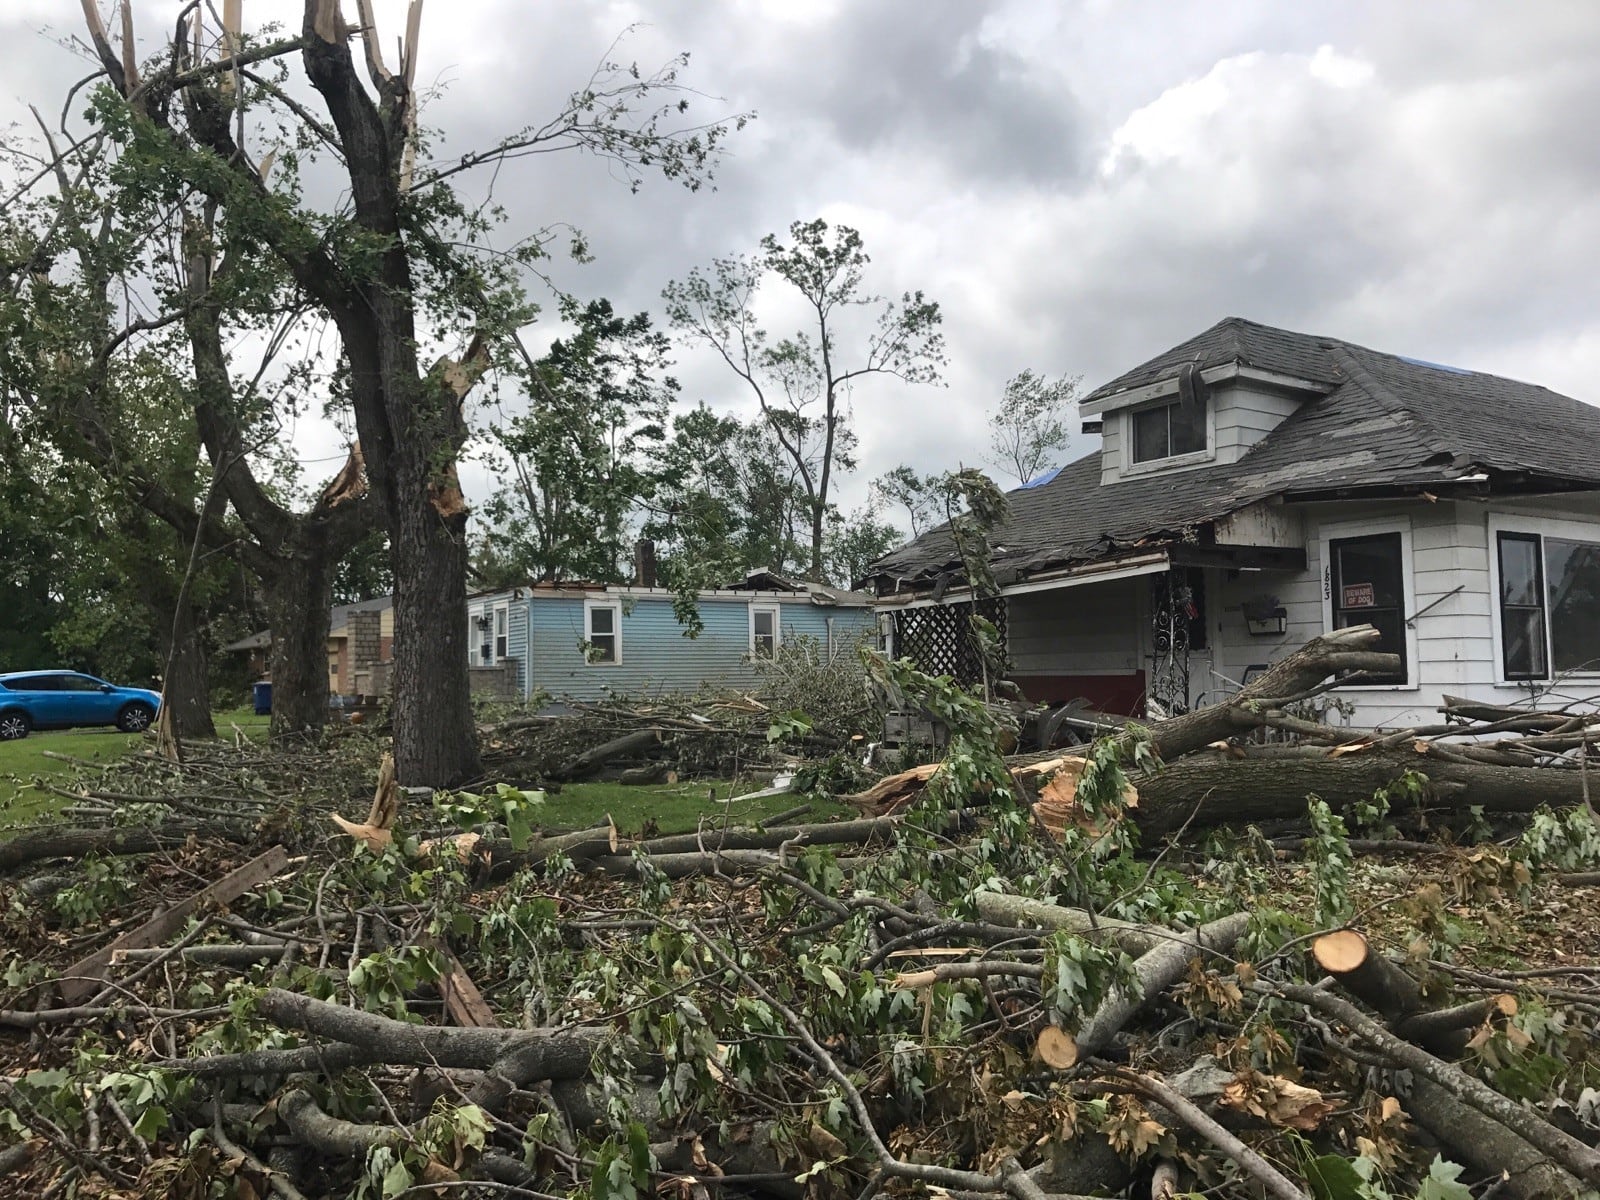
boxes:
[0,711,30,741]
[117,703,156,733]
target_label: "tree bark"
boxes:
[1404,1081,1584,1200]
[154,589,216,739]
[0,822,248,874]
[1074,912,1250,1056]
[1132,749,1584,839]
[261,543,336,738]
[553,727,662,781]
[972,892,1166,956]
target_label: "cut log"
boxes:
[553,728,662,781]
[1035,1024,1078,1069]
[1310,928,1490,1058]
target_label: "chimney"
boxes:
[349,609,382,675]
[634,539,658,588]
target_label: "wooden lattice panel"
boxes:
[893,598,1008,687]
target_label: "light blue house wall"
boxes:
[467,587,876,703]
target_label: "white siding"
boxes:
[1212,383,1302,464]
[1098,420,1122,486]
[1210,500,1501,729]
[1009,579,1146,675]
[1099,382,1301,484]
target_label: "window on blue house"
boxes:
[750,606,780,657]
[585,602,620,664]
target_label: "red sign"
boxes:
[1342,582,1375,609]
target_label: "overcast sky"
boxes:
[5,1,1600,520]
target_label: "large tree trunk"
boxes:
[300,9,481,786]
[1134,748,1585,839]
[159,595,215,739]
[389,486,477,784]
[262,547,336,739]
[124,524,215,740]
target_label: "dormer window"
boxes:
[1131,397,1207,463]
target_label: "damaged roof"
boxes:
[868,316,1600,590]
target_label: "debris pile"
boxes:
[1,626,1599,1199]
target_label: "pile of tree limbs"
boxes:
[479,694,855,784]
[852,624,1600,842]
[2,625,1600,1198]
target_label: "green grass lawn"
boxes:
[0,708,270,828]
[541,778,856,836]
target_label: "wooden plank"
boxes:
[428,940,499,1028]
[56,846,290,1004]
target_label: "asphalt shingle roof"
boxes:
[868,317,1600,588]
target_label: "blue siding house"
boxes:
[466,574,877,703]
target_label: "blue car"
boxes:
[0,671,162,740]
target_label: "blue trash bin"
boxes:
[252,681,273,716]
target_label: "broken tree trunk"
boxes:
[1133,624,1395,761]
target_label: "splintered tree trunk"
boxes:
[263,550,335,738]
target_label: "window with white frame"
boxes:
[1495,529,1600,679]
[494,605,509,661]
[585,602,620,664]
[750,605,780,657]
[1129,396,1207,464]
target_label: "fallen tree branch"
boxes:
[1074,911,1250,1057]
[1269,983,1600,1184]
[1100,1066,1310,1200]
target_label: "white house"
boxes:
[864,317,1600,730]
